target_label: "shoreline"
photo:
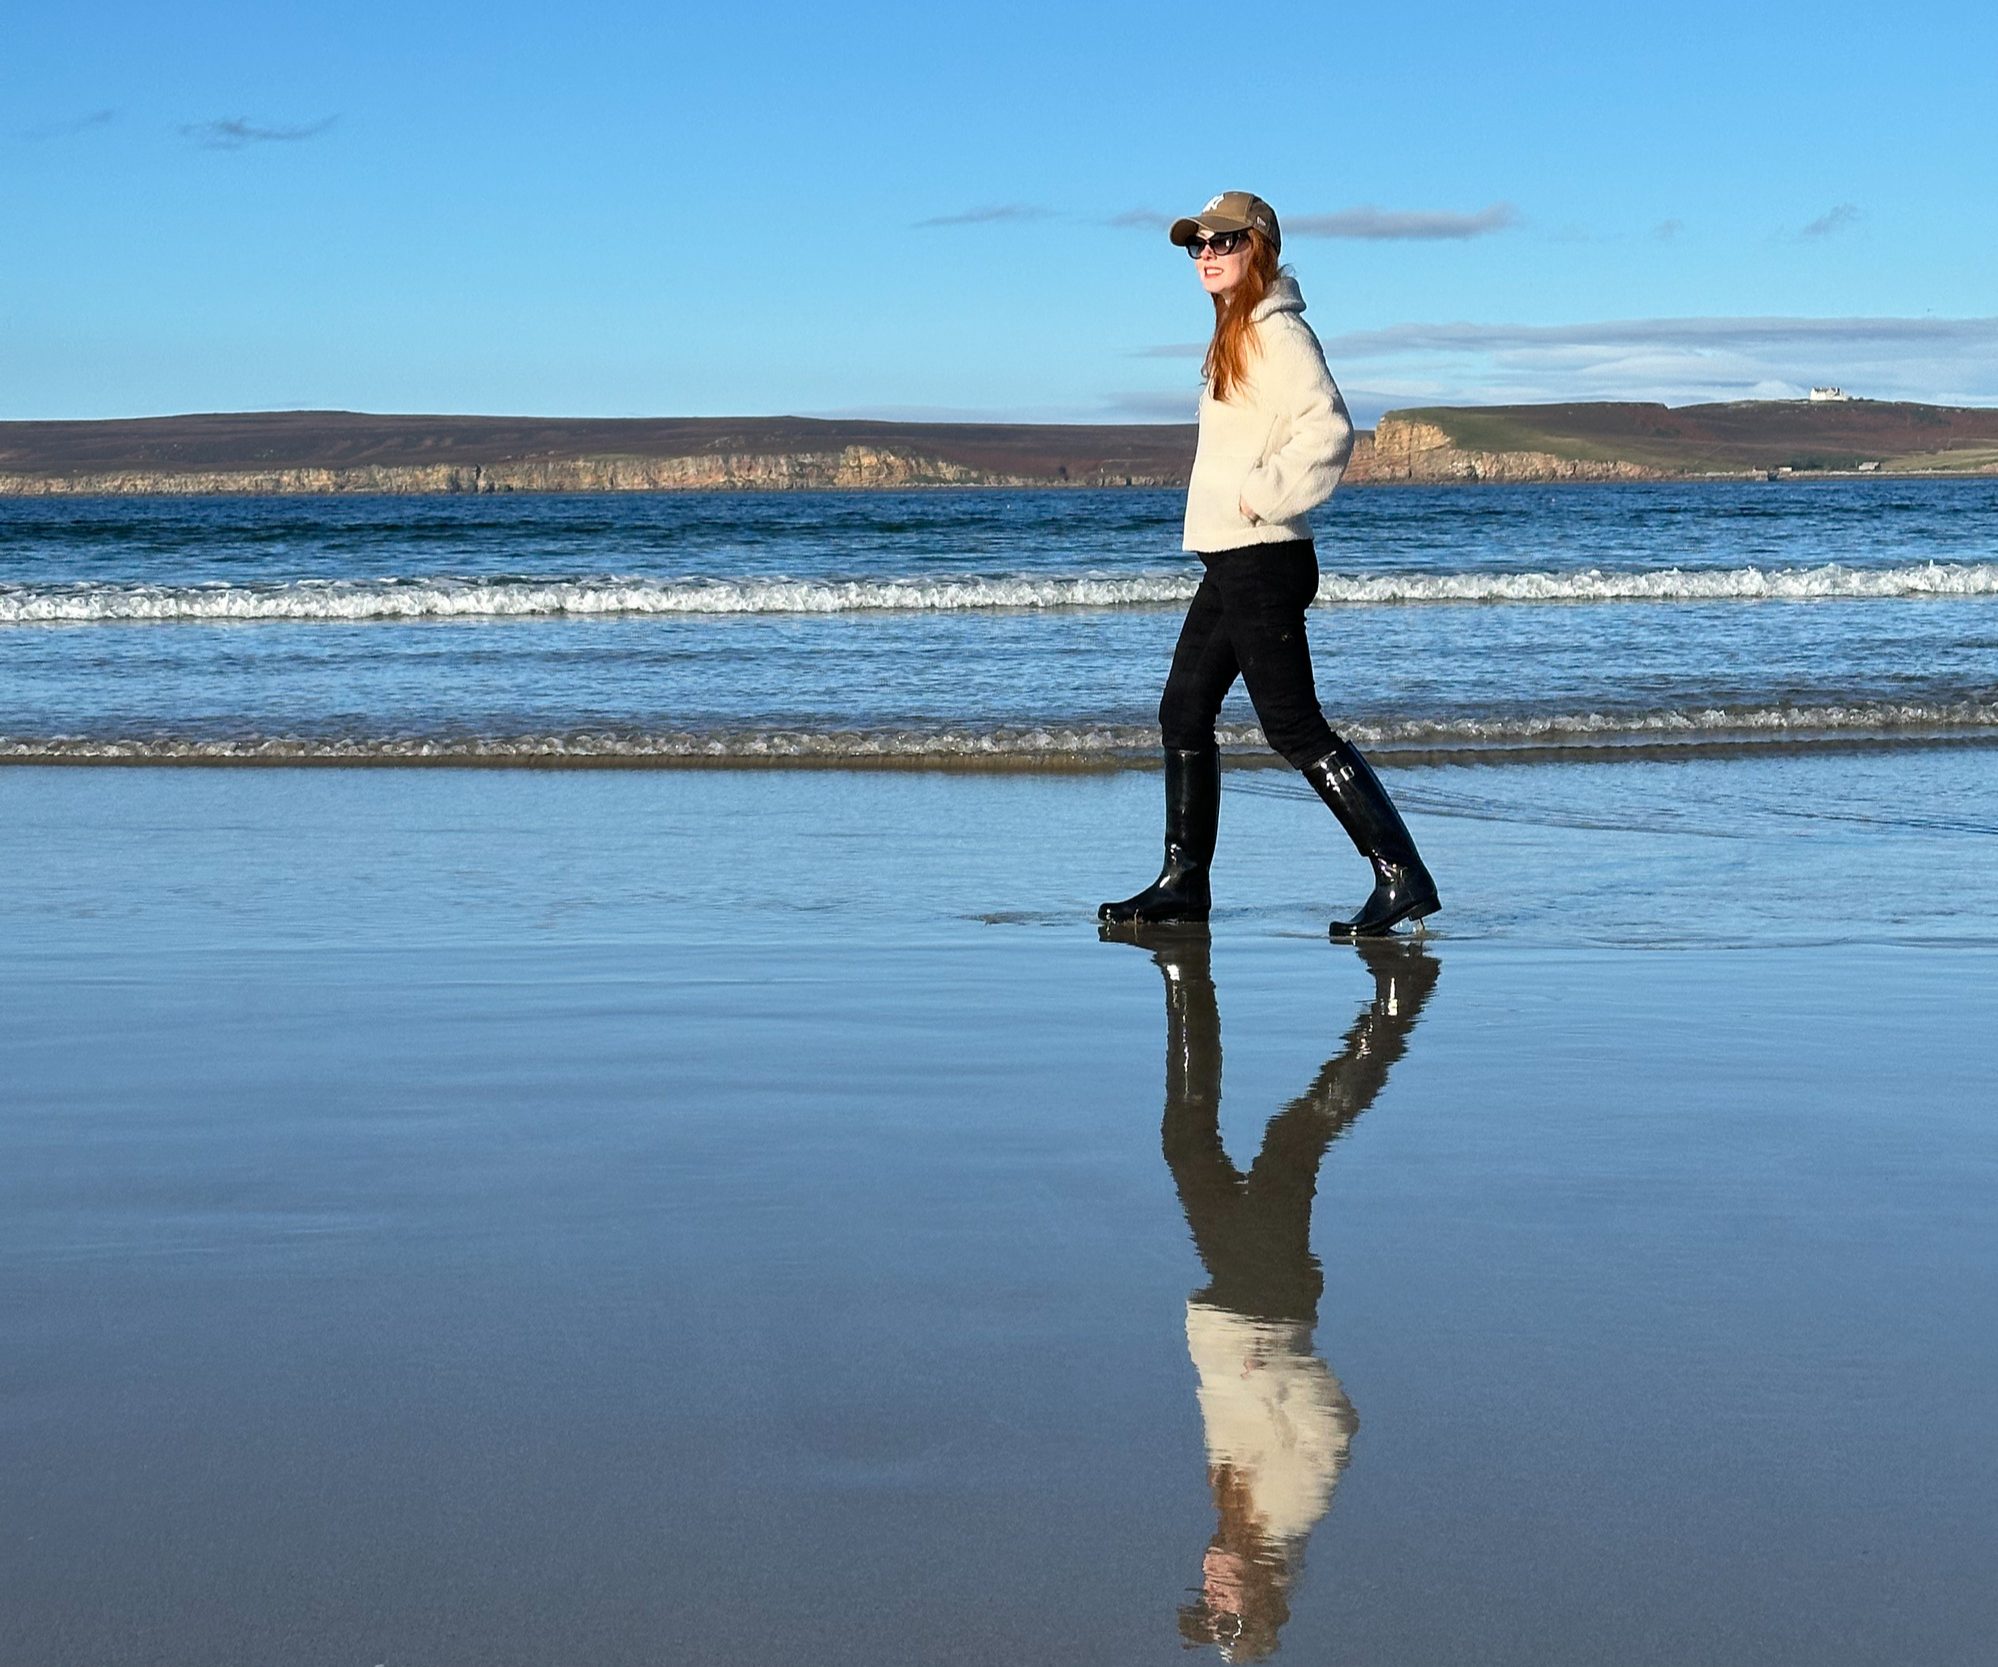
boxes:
[6,729,1997,772]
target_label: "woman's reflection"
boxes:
[1106,927,1439,1660]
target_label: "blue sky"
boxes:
[5,0,1995,424]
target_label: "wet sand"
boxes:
[3,756,1996,1665]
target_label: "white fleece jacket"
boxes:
[1182,274,1355,552]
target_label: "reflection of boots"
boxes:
[1302,735,1439,939]
[1099,747,1222,925]
[1297,939,1441,1128]
[1096,921,1217,1104]
[1353,936,1442,1026]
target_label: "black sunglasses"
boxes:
[1184,229,1252,258]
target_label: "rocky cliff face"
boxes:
[1346,418,1665,484]
[0,415,1678,495]
[0,444,1194,497]
[0,426,1669,494]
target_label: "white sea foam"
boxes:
[8,702,1997,765]
[1350,700,1998,744]
[0,573,1201,623]
[1316,561,1998,605]
[5,560,1998,623]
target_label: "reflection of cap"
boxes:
[1169,191,1281,254]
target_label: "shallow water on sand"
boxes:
[3,756,1996,1665]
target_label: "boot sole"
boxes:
[1098,905,1212,925]
[1329,899,1439,939]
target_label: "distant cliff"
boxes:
[0,446,1111,497]
[3,402,1995,496]
[1344,419,1660,483]
[0,413,1195,496]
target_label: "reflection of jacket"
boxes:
[1183,275,1356,554]
[1187,1301,1356,1544]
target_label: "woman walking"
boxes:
[1099,192,1440,938]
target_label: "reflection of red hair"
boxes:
[1202,231,1283,405]
[1175,1462,1297,1661]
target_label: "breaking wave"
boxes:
[5,559,1998,623]
[0,574,1198,622]
[8,701,1998,766]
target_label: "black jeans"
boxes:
[1158,539,1336,769]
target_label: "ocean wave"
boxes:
[1318,561,1998,605]
[0,573,1201,623]
[8,702,1998,766]
[5,560,1998,623]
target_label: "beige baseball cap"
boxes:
[1169,191,1281,253]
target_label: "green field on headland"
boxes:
[1380,399,1998,478]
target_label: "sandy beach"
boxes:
[4,754,1994,1665]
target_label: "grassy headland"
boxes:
[1367,400,1998,479]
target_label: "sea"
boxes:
[3,479,1997,765]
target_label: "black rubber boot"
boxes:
[1302,736,1440,938]
[1099,747,1221,925]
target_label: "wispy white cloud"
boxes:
[1132,343,1204,359]
[1313,315,1998,426]
[1654,218,1684,241]
[180,116,338,149]
[1287,202,1518,241]
[913,203,1053,228]
[1801,203,1861,238]
[19,109,117,141]
[1106,208,1172,230]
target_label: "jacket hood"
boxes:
[1251,274,1306,323]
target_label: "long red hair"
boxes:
[1202,230,1283,403]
